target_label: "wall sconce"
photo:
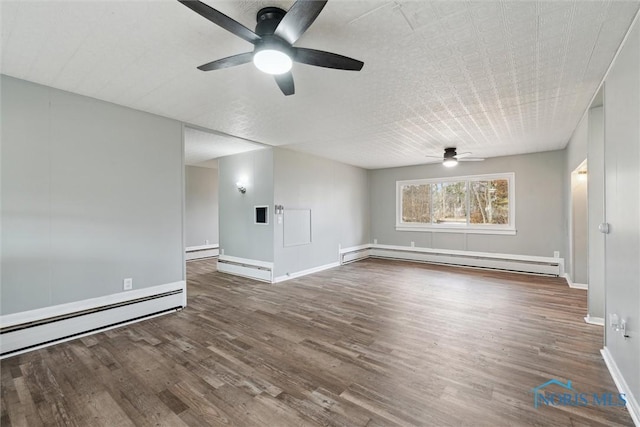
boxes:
[609,313,629,338]
[236,181,246,194]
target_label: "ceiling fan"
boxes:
[178,0,364,96]
[426,147,485,167]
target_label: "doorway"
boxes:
[586,101,605,325]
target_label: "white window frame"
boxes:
[395,172,516,235]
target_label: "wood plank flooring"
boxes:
[1,258,633,426]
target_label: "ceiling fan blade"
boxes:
[454,152,472,158]
[274,0,328,45]
[424,155,443,158]
[197,52,254,71]
[293,48,364,71]
[459,158,485,162]
[178,0,261,45]
[274,72,295,96]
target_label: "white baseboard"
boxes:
[217,255,273,283]
[0,281,185,328]
[186,248,219,260]
[339,244,372,264]
[601,347,640,426]
[274,261,340,283]
[584,315,605,326]
[564,273,588,290]
[340,243,563,276]
[186,244,219,261]
[0,281,186,358]
[186,244,219,252]
[339,243,371,254]
[1,310,176,359]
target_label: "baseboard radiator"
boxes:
[186,244,219,261]
[0,281,185,359]
[341,246,372,264]
[340,244,563,276]
[217,255,273,283]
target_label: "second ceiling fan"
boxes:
[178,0,364,96]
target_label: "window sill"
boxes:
[395,226,517,235]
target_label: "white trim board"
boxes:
[217,256,342,284]
[218,254,273,269]
[564,273,588,290]
[340,243,564,276]
[0,281,186,358]
[339,244,371,254]
[394,226,516,235]
[601,347,640,426]
[339,244,372,264]
[584,315,605,326]
[186,244,219,252]
[372,244,559,264]
[0,281,185,328]
[217,255,273,283]
[186,248,219,261]
[274,261,340,283]
[1,310,176,360]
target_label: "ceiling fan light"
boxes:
[443,158,458,168]
[253,49,292,75]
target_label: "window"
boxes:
[396,173,515,234]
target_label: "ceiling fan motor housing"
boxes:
[253,7,293,59]
[255,7,286,36]
[444,147,457,159]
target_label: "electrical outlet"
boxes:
[220,248,224,255]
[553,251,560,258]
[411,241,415,247]
[123,278,133,291]
[205,239,209,245]
[373,238,378,244]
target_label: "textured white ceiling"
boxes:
[184,126,265,168]
[2,1,638,169]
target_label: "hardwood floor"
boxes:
[1,258,633,426]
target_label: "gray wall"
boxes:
[566,112,589,175]
[368,150,565,258]
[588,106,605,319]
[564,113,589,281]
[603,18,640,407]
[185,166,218,248]
[273,148,370,277]
[217,148,274,262]
[1,75,184,315]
